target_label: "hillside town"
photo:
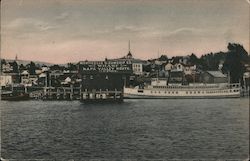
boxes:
[0,43,250,100]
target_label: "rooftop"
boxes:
[207,71,227,78]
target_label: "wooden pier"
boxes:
[80,89,123,103]
[29,87,123,102]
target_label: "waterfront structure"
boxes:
[78,60,132,102]
[200,71,228,83]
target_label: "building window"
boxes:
[105,75,109,80]
[90,75,93,79]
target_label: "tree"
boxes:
[67,63,77,71]
[28,61,36,75]
[12,61,19,73]
[158,55,168,61]
[189,53,199,65]
[1,59,6,65]
[1,59,7,72]
[222,43,248,84]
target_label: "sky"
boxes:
[1,0,249,64]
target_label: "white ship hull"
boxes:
[124,83,241,99]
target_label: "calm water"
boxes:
[1,98,249,160]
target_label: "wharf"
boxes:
[29,87,123,102]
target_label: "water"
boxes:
[1,98,249,160]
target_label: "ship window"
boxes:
[138,90,144,93]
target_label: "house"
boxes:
[200,71,228,83]
[132,63,143,75]
[21,70,30,84]
[20,70,38,86]
[2,63,13,73]
[165,63,174,71]
[171,63,184,72]
[183,64,196,75]
[170,56,189,65]
[168,71,184,84]
[0,74,12,87]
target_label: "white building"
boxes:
[165,63,174,71]
[21,70,30,84]
[2,63,13,72]
[183,65,196,75]
[20,70,38,85]
[172,63,184,72]
[0,75,12,86]
[132,63,143,75]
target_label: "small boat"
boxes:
[1,91,30,101]
[124,78,241,99]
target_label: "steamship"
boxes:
[124,78,241,99]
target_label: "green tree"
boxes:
[28,61,36,75]
[189,53,199,65]
[158,55,168,61]
[12,61,19,73]
[222,43,248,83]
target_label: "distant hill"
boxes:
[4,59,55,66]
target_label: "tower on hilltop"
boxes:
[15,54,18,61]
[126,40,133,59]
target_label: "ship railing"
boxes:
[150,83,240,89]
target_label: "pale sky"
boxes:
[1,0,249,64]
